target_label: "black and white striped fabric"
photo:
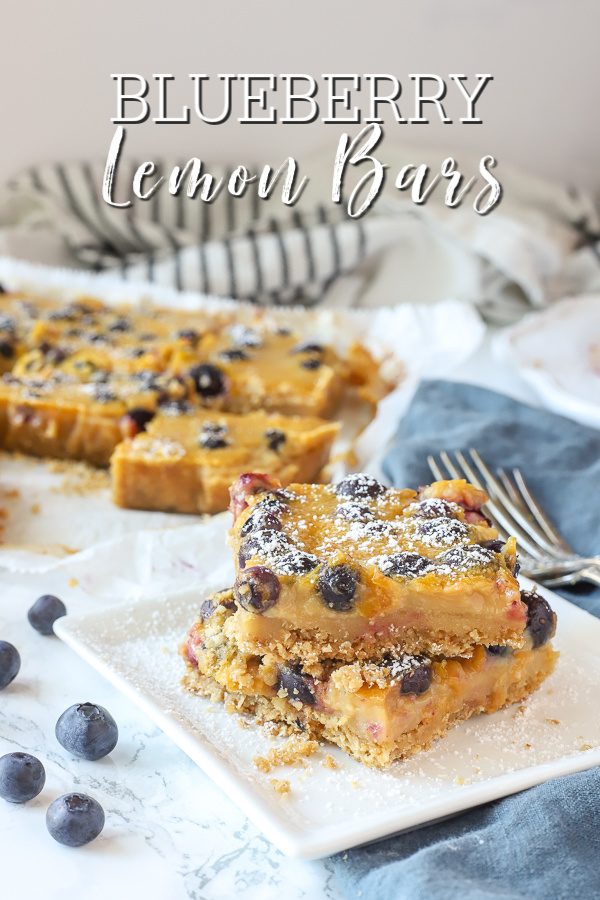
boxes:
[9,159,377,305]
[6,154,600,317]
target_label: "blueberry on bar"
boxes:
[229,476,528,662]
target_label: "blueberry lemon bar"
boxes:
[180,586,557,767]
[179,474,558,767]
[0,289,394,512]
[111,410,339,515]
[0,287,392,513]
[228,474,526,661]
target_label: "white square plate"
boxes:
[54,579,600,859]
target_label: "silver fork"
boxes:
[427,449,600,588]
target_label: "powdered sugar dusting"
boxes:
[226,324,263,347]
[244,482,503,582]
[140,438,186,460]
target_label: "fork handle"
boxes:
[526,557,600,579]
[577,567,600,588]
[542,566,600,589]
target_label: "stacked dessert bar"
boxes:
[181,474,558,767]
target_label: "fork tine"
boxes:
[452,452,511,543]
[448,451,544,555]
[497,469,523,509]
[512,468,575,555]
[498,467,563,552]
[427,454,446,481]
[469,450,570,558]
[440,451,462,479]
[453,450,556,558]
[454,450,486,492]
[428,452,511,541]
[426,452,571,572]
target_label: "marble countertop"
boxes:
[0,336,540,900]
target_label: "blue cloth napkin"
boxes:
[331,380,600,900]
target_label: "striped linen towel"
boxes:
[1,144,599,319]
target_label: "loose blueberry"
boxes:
[522,591,555,648]
[317,565,359,611]
[27,595,67,635]
[46,793,105,847]
[265,428,286,453]
[0,641,21,689]
[234,566,280,613]
[190,364,227,398]
[240,509,282,536]
[485,644,512,657]
[378,553,431,579]
[400,661,432,695]
[0,752,45,803]
[335,474,387,501]
[124,407,155,434]
[55,703,118,761]
[277,666,316,705]
[0,340,15,359]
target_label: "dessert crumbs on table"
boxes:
[322,754,338,769]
